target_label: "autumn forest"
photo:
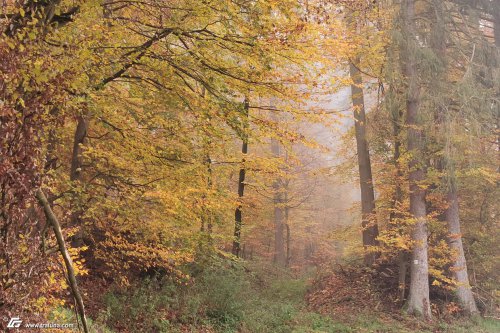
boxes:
[0,0,499,332]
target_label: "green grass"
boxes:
[55,260,499,333]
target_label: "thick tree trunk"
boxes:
[232,99,249,257]
[406,164,431,318]
[349,59,379,266]
[430,0,479,315]
[402,0,431,319]
[406,168,431,318]
[36,189,89,333]
[445,186,479,314]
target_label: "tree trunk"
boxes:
[445,185,479,314]
[388,82,408,303]
[348,34,378,267]
[402,0,432,319]
[36,189,89,333]
[200,151,213,239]
[398,251,409,303]
[271,138,286,266]
[285,191,291,267]
[69,115,89,247]
[393,110,408,303]
[494,0,500,175]
[273,196,286,265]
[232,98,249,257]
[285,222,291,267]
[70,115,88,182]
[430,0,479,315]
[494,0,500,47]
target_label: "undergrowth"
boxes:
[52,259,500,333]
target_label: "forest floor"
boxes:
[54,259,499,333]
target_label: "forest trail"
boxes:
[1,0,498,332]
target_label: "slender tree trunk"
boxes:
[348,42,378,267]
[36,189,89,333]
[273,194,286,265]
[285,191,291,267]
[398,251,409,302]
[69,115,89,247]
[402,0,431,319]
[202,153,213,235]
[232,98,249,256]
[445,183,479,314]
[392,102,408,302]
[285,222,291,267]
[349,60,379,266]
[388,76,409,303]
[271,138,286,266]
[70,115,88,182]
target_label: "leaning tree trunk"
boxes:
[402,0,431,319]
[349,58,379,266]
[36,189,89,333]
[445,183,478,314]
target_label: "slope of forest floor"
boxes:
[53,259,499,333]
[306,265,499,333]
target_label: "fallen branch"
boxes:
[35,189,89,333]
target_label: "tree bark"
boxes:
[203,155,214,235]
[349,59,379,266]
[70,115,88,182]
[430,0,479,315]
[398,251,409,303]
[402,0,432,319]
[36,189,89,333]
[232,98,249,257]
[445,185,479,314]
[494,0,500,175]
[69,115,89,247]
